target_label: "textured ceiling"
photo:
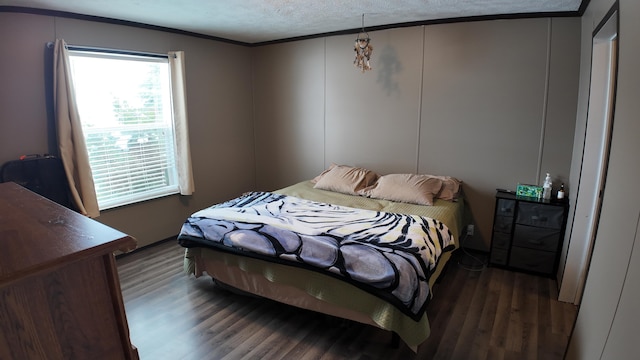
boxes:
[1,0,584,44]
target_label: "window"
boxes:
[69,50,180,210]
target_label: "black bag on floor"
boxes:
[1,154,74,209]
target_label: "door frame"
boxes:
[558,3,619,304]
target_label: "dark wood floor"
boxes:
[116,241,577,360]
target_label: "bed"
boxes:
[178,168,464,350]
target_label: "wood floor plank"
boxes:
[520,277,540,360]
[468,268,503,359]
[506,272,524,352]
[116,241,578,359]
[490,269,515,350]
[240,310,318,360]
[450,269,491,359]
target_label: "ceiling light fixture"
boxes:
[354,14,373,73]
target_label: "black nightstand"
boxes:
[489,190,569,277]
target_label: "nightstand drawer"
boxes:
[490,248,508,265]
[496,199,515,216]
[493,216,513,233]
[512,224,560,251]
[492,232,511,249]
[509,247,556,274]
[516,202,564,229]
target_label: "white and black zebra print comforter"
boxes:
[178,191,455,321]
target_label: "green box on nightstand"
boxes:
[516,183,542,198]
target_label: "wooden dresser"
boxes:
[0,182,139,359]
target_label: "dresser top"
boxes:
[0,182,136,285]
[496,189,568,206]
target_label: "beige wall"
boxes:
[0,11,581,253]
[252,39,326,191]
[0,13,256,248]
[253,17,581,250]
[566,0,640,358]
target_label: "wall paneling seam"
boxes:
[537,18,552,183]
[323,38,327,169]
[251,48,258,188]
[415,26,426,173]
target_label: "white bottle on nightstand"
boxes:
[542,173,552,200]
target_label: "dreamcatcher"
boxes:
[353,14,373,73]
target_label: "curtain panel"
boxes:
[53,39,100,218]
[169,51,195,195]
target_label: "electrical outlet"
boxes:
[467,224,474,236]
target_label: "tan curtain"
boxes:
[53,39,100,217]
[168,51,195,195]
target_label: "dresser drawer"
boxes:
[496,199,516,216]
[512,224,560,252]
[516,202,564,229]
[509,247,556,275]
[492,232,511,249]
[493,216,513,233]
[490,248,508,266]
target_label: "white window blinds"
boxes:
[69,51,180,210]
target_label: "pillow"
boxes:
[313,164,379,195]
[429,175,462,201]
[311,163,337,184]
[361,173,443,206]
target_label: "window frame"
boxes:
[68,48,181,210]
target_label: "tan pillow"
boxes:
[313,164,379,195]
[429,175,462,201]
[311,163,337,184]
[361,173,443,206]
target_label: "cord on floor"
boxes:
[457,232,488,272]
